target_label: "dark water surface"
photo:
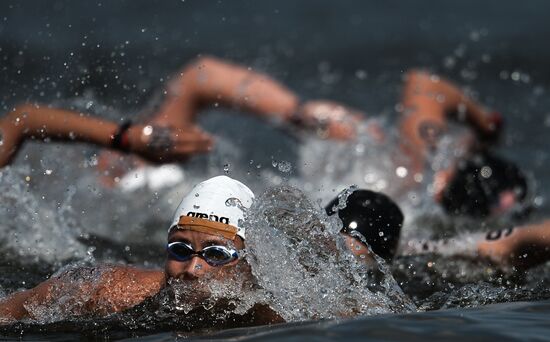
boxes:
[3,300,550,341]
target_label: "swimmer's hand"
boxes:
[0,115,23,167]
[127,124,214,163]
[294,100,363,140]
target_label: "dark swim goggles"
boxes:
[166,241,239,266]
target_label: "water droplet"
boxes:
[395,166,408,178]
[480,166,492,178]
[355,69,367,80]
[225,197,242,208]
[223,163,231,174]
[44,169,53,175]
[364,172,376,184]
[277,160,292,173]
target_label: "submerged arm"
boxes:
[0,266,164,324]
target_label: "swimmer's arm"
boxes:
[399,70,498,168]
[0,104,119,167]
[0,104,212,167]
[158,56,299,126]
[238,303,285,325]
[0,266,164,323]
[477,220,550,269]
[86,267,165,316]
[0,277,57,322]
[157,56,361,140]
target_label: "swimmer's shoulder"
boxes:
[87,265,165,315]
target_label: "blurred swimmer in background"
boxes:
[302,69,530,220]
[0,55,361,190]
[0,56,530,219]
[398,71,529,218]
[0,176,283,326]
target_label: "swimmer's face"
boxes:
[342,233,376,267]
[165,229,244,280]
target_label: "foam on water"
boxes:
[0,167,88,267]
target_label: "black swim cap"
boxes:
[326,189,404,261]
[440,151,528,217]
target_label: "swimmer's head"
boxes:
[326,189,404,261]
[165,176,254,280]
[441,152,529,218]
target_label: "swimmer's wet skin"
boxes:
[0,56,360,176]
[328,188,550,271]
[397,70,529,219]
[0,61,527,220]
[0,176,282,326]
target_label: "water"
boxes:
[2,0,550,340]
[3,301,550,341]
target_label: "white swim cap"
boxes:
[169,176,254,240]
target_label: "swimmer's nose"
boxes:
[179,256,206,280]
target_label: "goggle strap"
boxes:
[176,216,238,240]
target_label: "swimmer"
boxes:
[0,58,527,215]
[328,189,550,271]
[0,56,360,187]
[0,176,282,325]
[295,70,528,219]
[397,71,529,218]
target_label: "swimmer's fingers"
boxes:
[459,103,503,142]
[171,129,214,155]
[127,124,213,162]
[324,113,363,140]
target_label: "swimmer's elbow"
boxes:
[183,55,222,75]
[403,69,433,87]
